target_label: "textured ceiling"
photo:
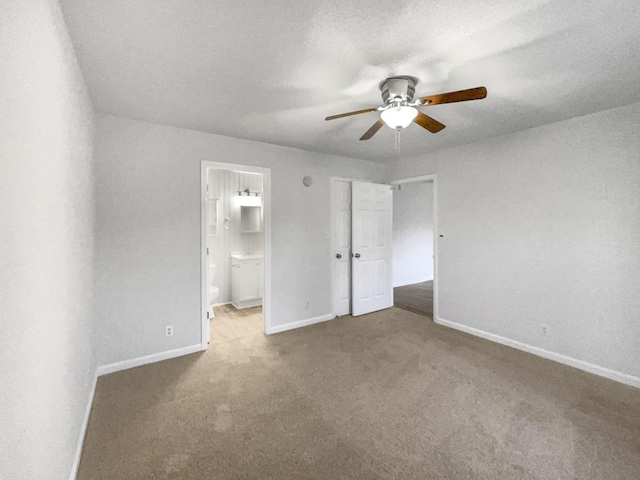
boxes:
[60,0,640,162]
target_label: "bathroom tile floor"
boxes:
[210,304,263,344]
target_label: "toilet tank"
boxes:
[209,264,217,285]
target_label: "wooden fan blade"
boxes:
[359,119,384,140]
[414,112,446,133]
[325,107,378,121]
[418,86,487,106]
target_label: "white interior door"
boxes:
[331,179,352,316]
[351,181,393,316]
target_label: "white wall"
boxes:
[94,114,385,366]
[0,1,96,479]
[392,181,434,287]
[386,102,640,383]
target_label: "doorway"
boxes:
[390,175,437,319]
[201,161,271,349]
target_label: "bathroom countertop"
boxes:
[231,254,263,260]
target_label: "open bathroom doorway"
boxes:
[200,161,271,349]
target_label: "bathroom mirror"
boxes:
[240,206,261,233]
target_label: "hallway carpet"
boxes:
[78,308,640,479]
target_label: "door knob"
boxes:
[336,253,341,259]
[354,253,361,258]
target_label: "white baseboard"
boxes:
[96,344,203,377]
[232,298,262,310]
[393,277,433,288]
[267,313,335,335]
[435,317,640,389]
[70,370,98,480]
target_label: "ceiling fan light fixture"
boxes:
[380,105,418,130]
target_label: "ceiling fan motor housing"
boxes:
[382,77,416,105]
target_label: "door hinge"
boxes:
[207,310,209,319]
[207,247,209,255]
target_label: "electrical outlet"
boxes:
[166,325,174,337]
[305,300,310,310]
[541,324,549,336]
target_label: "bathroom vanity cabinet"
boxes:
[230,254,264,309]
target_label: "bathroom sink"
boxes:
[231,253,263,260]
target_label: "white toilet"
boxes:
[208,264,220,318]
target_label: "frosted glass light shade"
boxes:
[236,194,262,207]
[380,106,418,129]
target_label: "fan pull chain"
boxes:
[395,128,400,154]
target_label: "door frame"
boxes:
[201,160,272,349]
[389,174,438,321]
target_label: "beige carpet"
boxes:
[79,308,640,479]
